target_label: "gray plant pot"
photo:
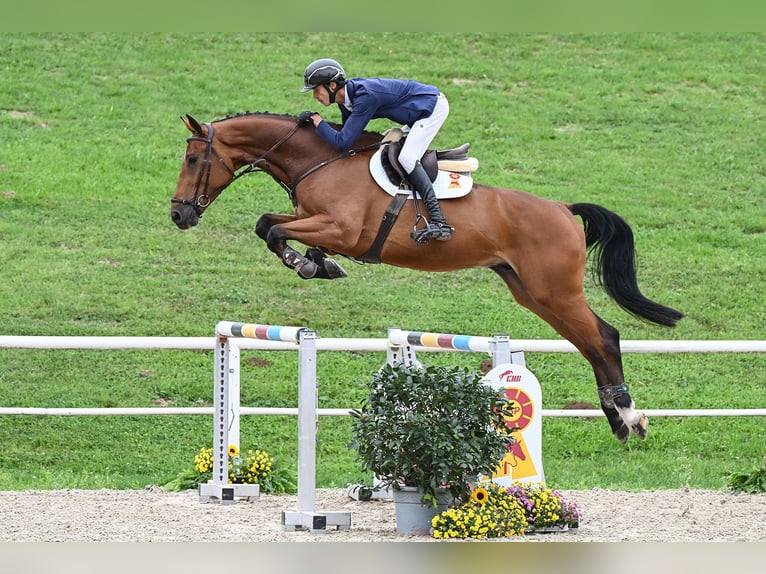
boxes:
[392,485,453,536]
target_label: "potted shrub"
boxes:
[350,361,515,534]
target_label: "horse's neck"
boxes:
[223,116,327,170]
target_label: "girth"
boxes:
[354,193,409,264]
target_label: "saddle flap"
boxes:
[384,141,439,185]
[385,141,408,186]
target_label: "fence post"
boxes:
[199,332,258,504]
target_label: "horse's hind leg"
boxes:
[587,315,648,442]
[491,263,648,443]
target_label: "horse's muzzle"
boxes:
[170,203,199,230]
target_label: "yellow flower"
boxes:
[193,447,214,473]
[228,444,239,457]
[470,487,489,504]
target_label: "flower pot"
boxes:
[392,485,453,536]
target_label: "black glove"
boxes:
[297,110,315,126]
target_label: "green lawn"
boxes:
[1,33,764,491]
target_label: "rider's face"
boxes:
[312,85,331,106]
[312,82,344,106]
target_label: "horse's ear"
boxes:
[182,114,204,135]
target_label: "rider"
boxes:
[299,58,453,244]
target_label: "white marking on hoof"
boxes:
[632,412,649,440]
[616,402,645,434]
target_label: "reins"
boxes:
[174,117,386,211]
[242,128,385,207]
[291,141,384,191]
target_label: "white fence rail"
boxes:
[1,335,765,418]
[4,335,766,353]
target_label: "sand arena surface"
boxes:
[1,486,764,542]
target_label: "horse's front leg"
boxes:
[257,213,349,280]
[256,213,297,243]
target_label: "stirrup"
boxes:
[411,222,452,246]
[433,222,453,242]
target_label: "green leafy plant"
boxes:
[161,445,296,494]
[350,362,515,507]
[726,457,766,494]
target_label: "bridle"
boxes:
[171,122,234,213]
[171,118,386,213]
[171,120,303,214]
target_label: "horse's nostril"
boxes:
[171,210,181,223]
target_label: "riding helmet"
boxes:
[301,58,346,92]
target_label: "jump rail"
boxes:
[1,335,765,418]
[210,321,352,531]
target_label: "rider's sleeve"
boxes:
[315,97,377,150]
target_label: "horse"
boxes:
[170,111,684,444]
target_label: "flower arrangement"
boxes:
[350,362,515,507]
[431,481,581,539]
[431,482,528,539]
[161,445,297,494]
[505,481,580,531]
[194,445,274,485]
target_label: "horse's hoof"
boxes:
[323,258,348,279]
[631,413,649,440]
[614,424,630,444]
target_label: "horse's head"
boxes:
[170,114,237,229]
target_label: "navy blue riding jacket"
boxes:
[315,77,439,150]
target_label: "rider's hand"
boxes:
[297,110,315,127]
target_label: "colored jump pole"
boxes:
[387,327,524,368]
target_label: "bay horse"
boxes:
[170,112,684,444]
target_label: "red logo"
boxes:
[502,387,534,431]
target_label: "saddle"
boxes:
[380,128,477,188]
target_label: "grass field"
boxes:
[1,33,764,492]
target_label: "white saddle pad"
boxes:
[369,148,473,199]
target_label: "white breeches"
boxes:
[398,92,449,174]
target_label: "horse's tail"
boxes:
[569,202,684,328]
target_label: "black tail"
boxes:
[569,203,684,328]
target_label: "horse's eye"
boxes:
[187,155,198,166]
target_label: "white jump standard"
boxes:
[201,321,351,532]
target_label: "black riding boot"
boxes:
[407,161,453,244]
